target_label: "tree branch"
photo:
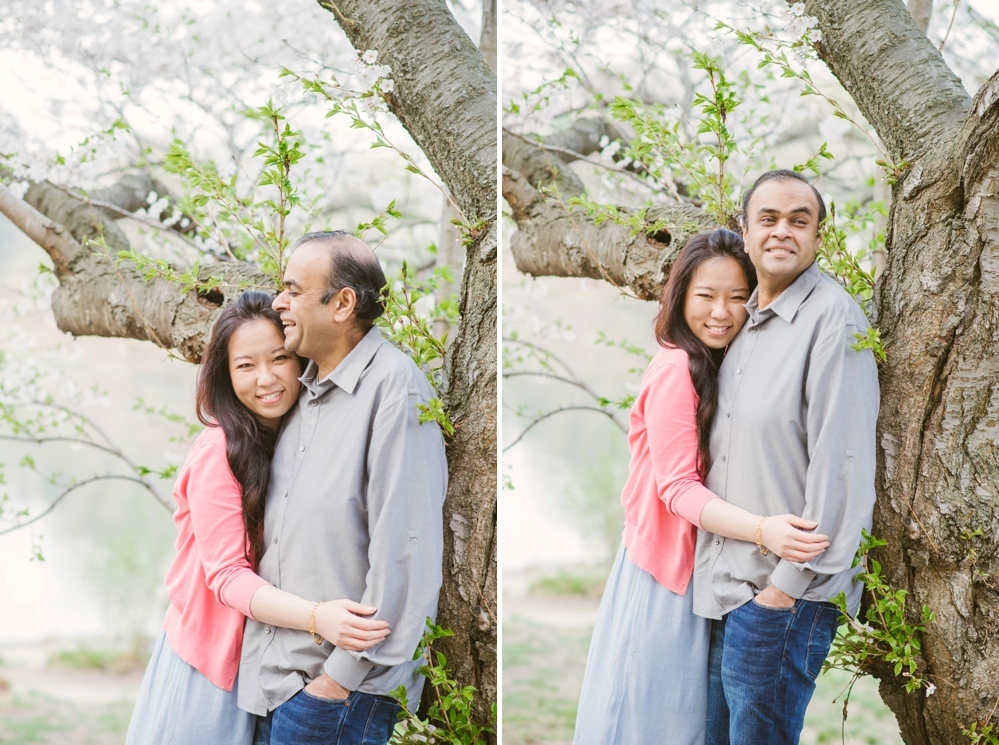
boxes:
[0,474,168,538]
[503,405,626,452]
[503,166,715,300]
[802,0,970,162]
[9,178,268,361]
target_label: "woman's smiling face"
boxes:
[683,256,752,350]
[228,319,302,429]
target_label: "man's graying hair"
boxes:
[291,230,387,329]
[740,169,827,229]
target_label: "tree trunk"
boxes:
[502,0,999,738]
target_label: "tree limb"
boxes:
[802,0,970,162]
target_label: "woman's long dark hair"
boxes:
[195,291,295,566]
[653,229,757,476]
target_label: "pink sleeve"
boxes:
[642,360,720,528]
[184,439,270,618]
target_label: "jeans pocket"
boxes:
[361,699,402,745]
[805,605,840,680]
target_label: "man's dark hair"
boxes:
[293,230,387,329]
[740,169,827,229]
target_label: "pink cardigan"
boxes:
[162,425,270,691]
[620,345,720,595]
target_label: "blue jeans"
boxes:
[253,689,400,745]
[706,597,840,745]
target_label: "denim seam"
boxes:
[804,604,835,681]
[360,699,381,743]
[766,602,798,744]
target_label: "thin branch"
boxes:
[502,370,629,433]
[939,0,961,51]
[503,405,627,452]
[0,474,168,537]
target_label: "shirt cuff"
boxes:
[323,647,375,691]
[770,559,816,599]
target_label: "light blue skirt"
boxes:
[572,544,710,745]
[126,629,256,745]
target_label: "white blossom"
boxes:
[361,49,378,64]
[925,683,937,697]
[791,3,806,16]
[381,78,394,93]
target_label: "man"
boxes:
[238,231,448,745]
[693,170,880,745]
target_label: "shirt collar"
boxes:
[746,260,822,324]
[300,326,384,396]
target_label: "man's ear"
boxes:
[329,287,358,324]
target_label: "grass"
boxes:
[0,692,132,745]
[47,645,149,674]
[502,616,903,745]
[528,570,606,597]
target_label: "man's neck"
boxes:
[315,325,368,381]
[757,275,797,310]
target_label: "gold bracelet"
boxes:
[755,516,770,557]
[308,602,325,646]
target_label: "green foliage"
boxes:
[816,201,885,361]
[163,100,309,285]
[604,51,744,224]
[964,721,999,745]
[827,530,934,695]
[389,619,496,745]
[378,261,459,437]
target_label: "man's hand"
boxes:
[304,673,351,701]
[754,584,795,609]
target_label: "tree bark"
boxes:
[504,0,999,738]
[317,0,498,726]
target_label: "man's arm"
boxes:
[766,323,880,601]
[321,390,447,692]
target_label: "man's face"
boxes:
[272,241,336,361]
[742,179,821,289]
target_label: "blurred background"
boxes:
[500,1,999,743]
[0,1,480,742]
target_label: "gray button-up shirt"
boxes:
[692,261,880,620]
[238,326,447,715]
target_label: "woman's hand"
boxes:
[313,600,391,651]
[760,515,829,562]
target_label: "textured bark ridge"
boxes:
[319,0,498,725]
[504,1,999,739]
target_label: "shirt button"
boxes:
[714,539,721,545]
[283,492,288,499]
[721,455,727,462]
[310,400,318,407]
[737,368,743,374]
[299,445,305,452]
[264,628,272,635]
[726,412,730,418]
[273,538,278,545]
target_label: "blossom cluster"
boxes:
[783,3,822,42]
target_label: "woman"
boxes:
[572,229,829,744]
[127,292,389,745]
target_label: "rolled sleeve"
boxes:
[769,326,879,600]
[185,441,270,619]
[644,360,720,528]
[323,393,447,690]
